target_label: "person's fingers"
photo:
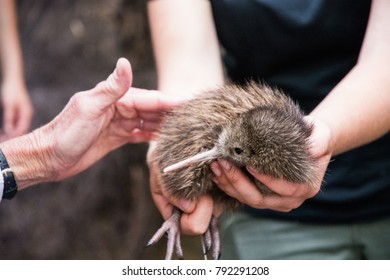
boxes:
[211,160,266,207]
[116,88,187,118]
[148,159,175,221]
[151,184,196,221]
[162,191,196,215]
[211,159,319,212]
[254,191,311,212]
[3,113,13,136]
[14,105,33,136]
[149,159,196,220]
[180,195,214,235]
[89,58,133,111]
[3,98,18,137]
[210,161,246,202]
[152,189,175,221]
[127,131,157,143]
[246,167,316,198]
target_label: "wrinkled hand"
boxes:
[210,118,333,212]
[37,58,182,182]
[0,79,33,140]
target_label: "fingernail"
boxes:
[210,163,222,177]
[179,199,193,212]
[219,159,231,171]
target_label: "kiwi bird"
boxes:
[147,82,319,260]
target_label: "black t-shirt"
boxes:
[211,0,390,223]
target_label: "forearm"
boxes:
[0,0,25,82]
[310,0,390,156]
[0,126,53,190]
[310,62,390,156]
[148,0,224,95]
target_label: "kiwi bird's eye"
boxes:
[234,147,243,155]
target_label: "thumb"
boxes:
[89,57,133,110]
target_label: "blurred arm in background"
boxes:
[0,0,33,140]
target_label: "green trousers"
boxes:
[220,211,390,259]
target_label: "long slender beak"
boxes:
[163,147,218,173]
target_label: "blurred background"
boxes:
[0,0,202,259]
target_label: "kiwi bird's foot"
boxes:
[201,215,221,260]
[147,209,221,260]
[147,207,183,260]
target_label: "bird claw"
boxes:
[147,207,184,260]
[202,229,212,255]
[210,215,221,260]
[201,215,221,260]
[148,209,221,260]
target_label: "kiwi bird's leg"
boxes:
[147,207,184,260]
[163,147,218,173]
[210,215,221,260]
[201,229,212,260]
[201,215,221,260]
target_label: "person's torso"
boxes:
[212,0,390,224]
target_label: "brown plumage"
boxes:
[147,82,319,259]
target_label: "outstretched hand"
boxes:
[1,58,186,190]
[33,58,183,183]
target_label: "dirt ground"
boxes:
[0,0,203,260]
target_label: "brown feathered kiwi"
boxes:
[147,82,319,260]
